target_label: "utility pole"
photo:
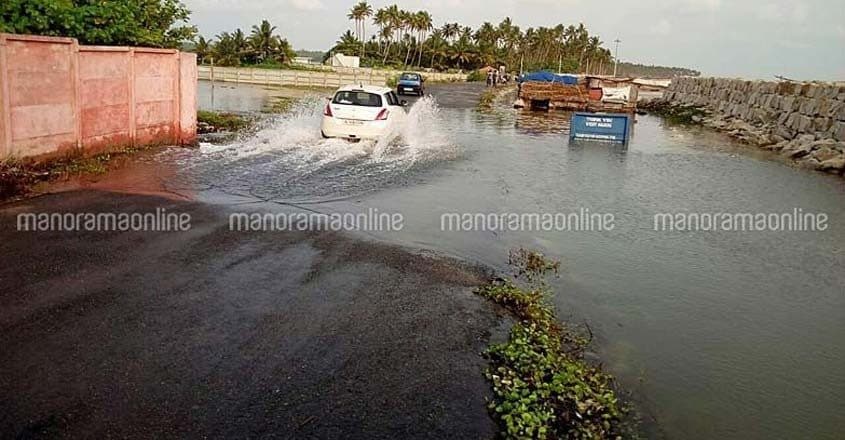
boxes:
[613,38,621,78]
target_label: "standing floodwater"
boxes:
[184,83,845,440]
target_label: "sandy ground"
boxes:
[0,190,508,439]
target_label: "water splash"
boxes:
[183,94,458,201]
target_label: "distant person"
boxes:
[486,70,493,87]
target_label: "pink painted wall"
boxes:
[0,34,196,159]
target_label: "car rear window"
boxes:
[400,74,420,81]
[332,91,383,107]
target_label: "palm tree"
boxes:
[357,2,373,58]
[426,30,448,68]
[382,4,402,64]
[442,23,460,43]
[249,20,277,63]
[374,7,389,57]
[327,5,616,72]
[415,11,432,66]
[332,30,359,56]
[401,10,415,67]
[347,4,361,42]
[347,1,373,58]
[195,36,211,64]
[213,32,241,66]
[273,37,295,64]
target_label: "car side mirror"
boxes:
[400,100,408,106]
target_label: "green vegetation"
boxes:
[467,70,487,82]
[476,249,629,439]
[640,101,709,125]
[193,20,295,67]
[265,97,296,114]
[478,88,497,110]
[0,146,156,201]
[327,2,618,74]
[0,0,196,48]
[197,110,251,132]
[616,62,700,79]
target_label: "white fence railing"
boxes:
[197,65,466,88]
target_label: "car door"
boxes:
[385,92,407,128]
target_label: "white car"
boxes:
[321,85,408,140]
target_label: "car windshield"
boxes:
[400,73,420,81]
[332,91,383,107]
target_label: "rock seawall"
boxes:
[660,77,845,174]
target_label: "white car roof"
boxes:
[336,84,393,94]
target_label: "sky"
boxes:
[183,0,845,80]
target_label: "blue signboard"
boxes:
[569,112,632,144]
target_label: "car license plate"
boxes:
[344,119,364,126]
[404,87,413,91]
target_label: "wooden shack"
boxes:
[514,74,638,113]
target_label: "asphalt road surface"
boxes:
[0,190,507,439]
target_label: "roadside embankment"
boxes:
[647,77,845,175]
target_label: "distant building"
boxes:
[330,53,360,68]
[292,56,317,65]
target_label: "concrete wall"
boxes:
[197,65,467,88]
[662,77,845,173]
[0,34,197,159]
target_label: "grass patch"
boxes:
[197,110,252,133]
[467,69,487,82]
[476,248,632,439]
[640,100,708,125]
[478,88,498,110]
[0,146,154,201]
[264,97,297,114]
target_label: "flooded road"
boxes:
[176,81,845,439]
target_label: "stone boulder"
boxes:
[817,157,845,174]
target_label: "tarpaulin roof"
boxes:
[519,71,579,85]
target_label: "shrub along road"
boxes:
[0,190,507,438]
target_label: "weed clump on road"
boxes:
[0,147,152,201]
[476,249,630,439]
[478,88,497,109]
[197,110,252,133]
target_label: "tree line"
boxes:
[615,62,700,79]
[0,0,195,48]
[193,20,296,67]
[0,0,700,77]
[330,1,614,73]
